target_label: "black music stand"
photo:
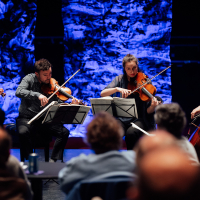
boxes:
[91,100,116,116]
[90,97,138,118]
[42,104,91,125]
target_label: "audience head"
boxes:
[0,129,11,165]
[86,111,124,154]
[134,146,200,200]
[154,103,186,138]
[135,130,177,164]
[0,108,5,128]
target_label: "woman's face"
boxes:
[124,60,138,79]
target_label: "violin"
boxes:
[130,65,171,102]
[41,78,73,101]
[130,72,157,102]
[41,78,85,105]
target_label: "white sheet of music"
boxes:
[72,105,91,124]
[42,104,91,124]
[113,97,138,118]
[90,97,138,118]
[90,98,113,115]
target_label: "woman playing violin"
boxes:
[15,58,79,162]
[101,54,160,149]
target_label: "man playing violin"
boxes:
[16,58,79,162]
[101,54,160,150]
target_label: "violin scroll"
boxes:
[131,72,157,102]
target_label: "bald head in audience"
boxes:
[128,131,200,200]
[135,130,177,163]
[135,146,200,200]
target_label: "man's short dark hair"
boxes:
[154,103,186,138]
[86,111,124,154]
[34,59,52,72]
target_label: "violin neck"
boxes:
[141,87,153,98]
[58,87,73,99]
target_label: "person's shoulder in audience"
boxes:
[59,150,136,194]
[59,111,136,195]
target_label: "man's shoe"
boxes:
[49,158,57,163]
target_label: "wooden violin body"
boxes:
[129,65,171,102]
[41,78,73,101]
[41,78,85,105]
[132,72,157,102]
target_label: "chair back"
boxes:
[66,175,135,200]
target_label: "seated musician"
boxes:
[16,58,79,162]
[191,105,200,119]
[101,54,160,150]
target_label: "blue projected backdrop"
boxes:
[62,0,172,136]
[0,0,172,137]
[0,0,36,124]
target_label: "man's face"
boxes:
[35,67,52,84]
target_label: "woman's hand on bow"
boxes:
[116,87,131,98]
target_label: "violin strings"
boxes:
[131,65,171,94]
[47,69,80,101]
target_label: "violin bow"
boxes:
[130,65,171,94]
[131,122,155,136]
[192,113,200,121]
[47,69,80,101]
[188,114,200,138]
[27,101,57,124]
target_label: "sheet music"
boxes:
[90,98,113,115]
[42,104,60,124]
[113,97,138,118]
[72,105,91,124]
[90,97,137,118]
[42,104,91,124]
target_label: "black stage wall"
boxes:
[171,0,200,123]
[34,0,65,84]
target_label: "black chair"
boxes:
[5,123,51,162]
[66,175,135,200]
[4,123,20,148]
